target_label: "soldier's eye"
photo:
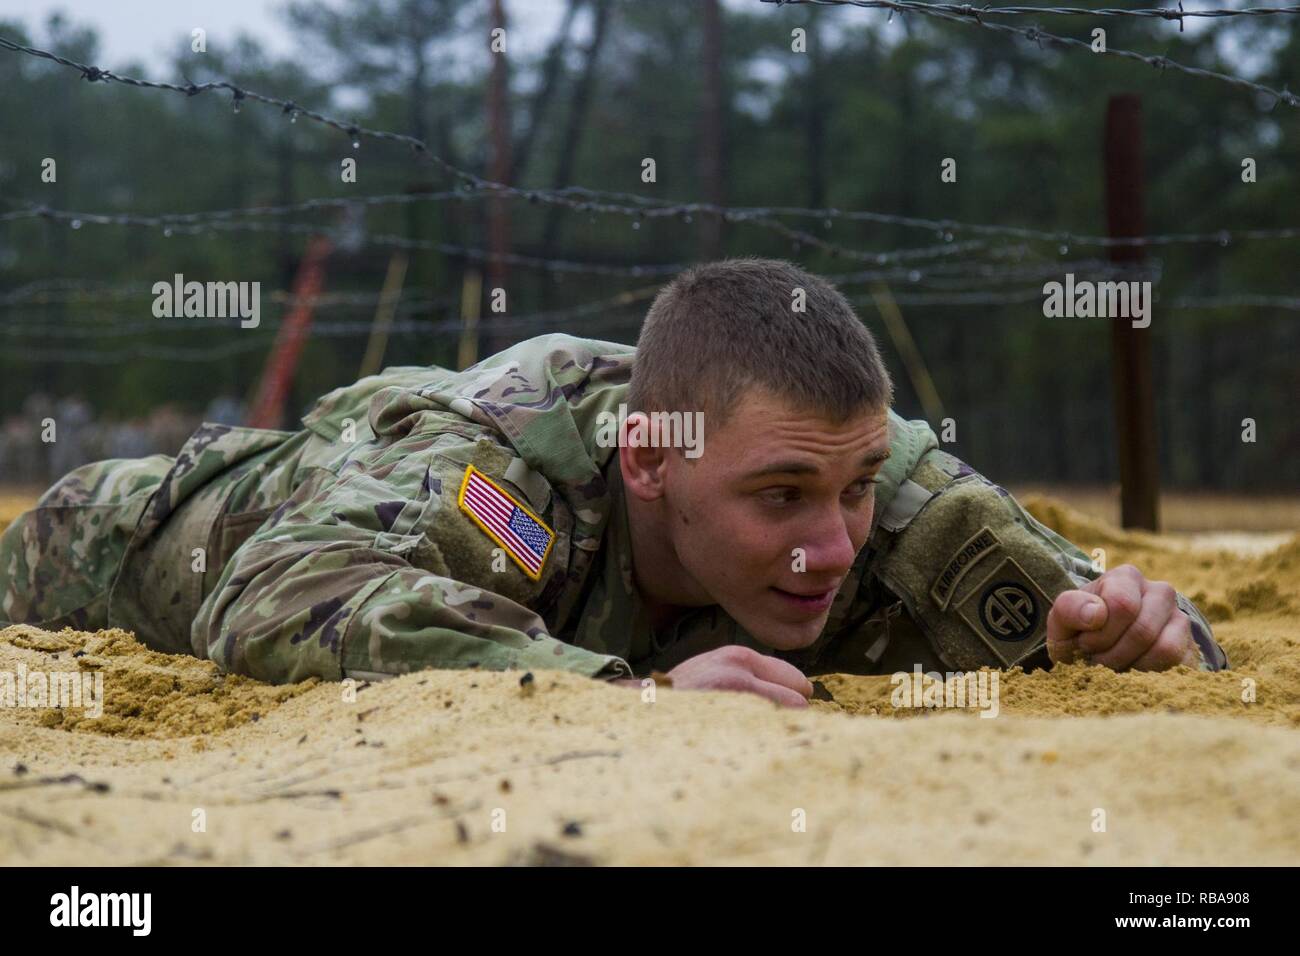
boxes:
[844,475,882,497]
[758,487,800,505]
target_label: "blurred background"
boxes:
[0,0,1296,527]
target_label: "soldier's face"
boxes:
[665,390,891,651]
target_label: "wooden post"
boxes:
[486,0,512,355]
[1104,95,1160,531]
[869,283,945,427]
[457,269,483,371]
[247,236,332,430]
[358,252,409,379]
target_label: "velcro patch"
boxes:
[930,526,1001,609]
[457,464,555,580]
[875,475,1071,671]
[954,557,1052,666]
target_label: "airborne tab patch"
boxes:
[930,526,1000,609]
[458,464,555,580]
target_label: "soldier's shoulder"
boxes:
[301,366,444,441]
[475,334,636,382]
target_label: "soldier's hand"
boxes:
[662,645,814,708]
[1046,563,1198,671]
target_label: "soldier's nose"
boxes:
[801,513,857,573]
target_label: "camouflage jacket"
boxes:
[61,334,1232,682]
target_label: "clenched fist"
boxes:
[1046,563,1199,671]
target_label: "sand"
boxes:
[1,495,1297,865]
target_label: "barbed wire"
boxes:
[856,287,1300,307]
[0,282,457,310]
[12,286,1295,363]
[7,272,1287,344]
[1,305,440,337]
[851,288,1044,306]
[1,283,662,341]
[2,205,689,278]
[4,202,994,268]
[766,0,1300,26]
[8,190,1300,254]
[0,188,486,227]
[0,193,1004,267]
[4,35,1296,255]
[473,184,1300,249]
[0,35,787,233]
[761,0,1300,107]
[0,247,1076,306]
[0,256,1159,325]
[831,256,1162,286]
[3,307,656,365]
[7,282,1296,361]
[1171,292,1300,309]
[2,276,1156,340]
[0,247,1161,309]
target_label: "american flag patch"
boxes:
[457,464,555,580]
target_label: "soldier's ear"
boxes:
[620,413,668,502]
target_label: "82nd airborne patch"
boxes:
[931,526,1053,667]
[955,557,1052,666]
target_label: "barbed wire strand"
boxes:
[1,248,1122,307]
[3,290,663,364]
[763,1,1299,107]
[8,283,1296,361]
[0,284,458,310]
[4,203,995,268]
[1,194,998,267]
[0,258,1164,335]
[1171,292,1300,309]
[767,0,1300,25]
[2,34,1296,257]
[8,179,1299,254]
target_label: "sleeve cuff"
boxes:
[1176,591,1227,671]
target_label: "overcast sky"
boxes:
[0,0,576,72]
[0,0,1260,92]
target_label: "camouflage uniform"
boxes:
[0,334,1226,683]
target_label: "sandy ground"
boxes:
[1,493,1297,865]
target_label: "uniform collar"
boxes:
[567,459,657,664]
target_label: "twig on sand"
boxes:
[294,799,484,857]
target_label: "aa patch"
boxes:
[955,556,1052,666]
[458,464,555,580]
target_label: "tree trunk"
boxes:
[486,0,513,352]
[698,0,726,260]
[540,0,612,307]
[510,0,581,186]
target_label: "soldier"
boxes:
[0,258,1225,707]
